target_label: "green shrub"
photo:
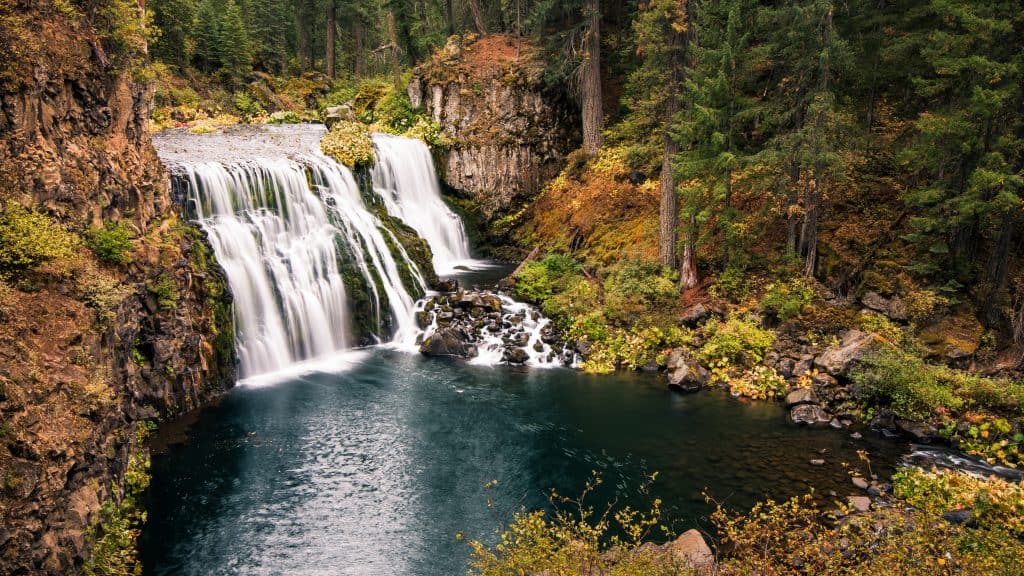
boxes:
[512,253,584,304]
[893,467,1024,536]
[372,90,417,132]
[233,89,265,121]
[320,120,375,167]
[761,277,814,321]
[86,221,134,265]
[146,273,178,311]
[851,348,962,420]
[0,202,77,275]
[541,275,601,321]
[709,263,748,302]
[698,316,775,365]
[267,110,302,124]
[602,260,678,324]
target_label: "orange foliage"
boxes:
[518,148,660,267]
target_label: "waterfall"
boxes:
[171,144,423,379]
[370,134,474,276]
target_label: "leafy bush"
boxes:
[320,120,375,167]
[851,348,962,420]
[576,323,693,374]
[541,275,601,321]
[727,366,787,400]
[267,110,302,124]
[233,89,265,121]
[709,263,748,302]
[0,202,77,275]
[893,467,1024,536]
[78,269,133,328]
[372,90,417,132]
[512,253,584,304]
[761,277,814,321]
[602,260,678,324]
[698,316,775,365]
[86,221,134,265]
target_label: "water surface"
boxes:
[141,351,904,576]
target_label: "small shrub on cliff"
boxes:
[0,202,78,275]
[146,273,179,311]
[86,221,134,265]
[320,121,375,167]
[602,260,679,324]
[267,110,302,124]
[893,467,1024,536]
[709,263,748,302]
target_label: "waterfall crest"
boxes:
[371,134,474,275]
[162,128,424,379]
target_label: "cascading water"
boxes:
[156,125,423,379]
[370,133,474,275]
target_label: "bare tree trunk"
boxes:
[681,214,699,290]
[802,177,820,278]
[388,11,402,90]
[659,133,679,268]
[446,0,455,36]
[581,0,604,153]
[296,0,310,70]
[354,23,364,77]
[468,0,487,35]
[983,212,1015,325]
[326,1,336,78]
[786,165,800,255]
[802,5,832,278]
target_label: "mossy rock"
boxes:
[918,312,983,362]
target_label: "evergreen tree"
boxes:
[193,0,222,71]
[219,0,253,81]
[152,0,197,67]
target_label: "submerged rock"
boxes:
[790,404,832,427]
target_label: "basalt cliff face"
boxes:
[408,35,578,221]
[0,3,234,573]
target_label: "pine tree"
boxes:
[193,0,222,71]
[151,0,197,67]
[219,0,253,81]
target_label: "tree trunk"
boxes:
[468,0,487,35]
[983,212,1015,325]
[581,0,604,153]
[388,11,402,91]
[326,1,336,78]
[681,215,699,290]
[295,0,310,70]
[354,23,364,77]
[659,133,679,268]
[446,0,455,36]
[802,177,820,278]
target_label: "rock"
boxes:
[870,408,896,430]
[664,529,715,572]
[790,404,832,427]
[814,330,883,377]
[434,279,459,293]
[679,303,710,326]
[667,352,710,393]
[919,313,984,364]
[810,459,825,466]
[777,358,797,378]
[942,509,976,526]
[785,388,818,407]
[848,496,872,513]
[420,327,478,358]
[896,419,938,441]
[324,104,355,128]
[850,432,863,440]
[862,292,909,321]
[574,340,593,357]
[503,347,530,364]
[852,477,869,490]
[794,355,815,377]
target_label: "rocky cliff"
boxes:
[0,2,234,573]
[408,35,578,220]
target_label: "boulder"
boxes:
[324,104,355,129]
[664,529,715,573]
[852,477,869,490]
[896,419,938,441]
[814,330,883,377]
[667,352,710,393]
[420,327,478,358]
[679,303,710,326]
[942,509,976,526]
[919,313,984,364]
[848,496,871,513]
[861,292,909,321]
[785,387,818,407]
[790,404,832,427]
[503,347,530,364]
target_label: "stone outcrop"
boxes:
[814,330,883,377]
[0,6,235,573]
[666,349,710,393]
[408,34,578,219]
